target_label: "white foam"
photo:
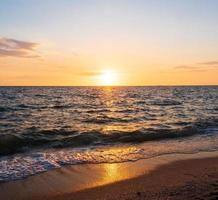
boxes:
[1,134,218,182]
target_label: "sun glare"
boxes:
[99,70,118,86]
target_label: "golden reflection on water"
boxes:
[102,86,113,92]
[102,86,114,107]
[104,164,119,179]
[97,147,138,184]
[100,163,129,184]
[53,145,157,193]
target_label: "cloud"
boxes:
[173,65,211,72]
[174,61,218,72]
[79,71,102,76]
[198,61,218,65]
[0,37,40,58]
[174,65,196,70]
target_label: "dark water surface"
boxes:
[0,86,217,182]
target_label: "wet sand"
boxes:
[1,151,218,200]
[67,156,218,200]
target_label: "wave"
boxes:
[1,131,218,183]
[0,106,14,112]
[86,108,111,113]
[0,118,217,156]
[148,99,182,106]
[0,104,76,113]
[82,116,145,124]
[52,105,74,109]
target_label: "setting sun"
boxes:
[98,70,118,86]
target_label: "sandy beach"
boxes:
[1,151,218,200]
[68,155,218,200]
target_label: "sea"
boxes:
[0,86,217,182]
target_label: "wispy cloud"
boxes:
[174,60,218,72]
[0,37,40,58]
[174,65,196,70]
[198,61,218,65]
[79,71,102,76]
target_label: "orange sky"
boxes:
[0,1,218,86]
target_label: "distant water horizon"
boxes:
[0,85,217,87]
[0,86,217,182]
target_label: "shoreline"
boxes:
[1,151,218,200]
[68,154,218,200]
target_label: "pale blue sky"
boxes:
[0,0,218,85]
[1,0,218,47]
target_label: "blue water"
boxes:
[0,86,217,182]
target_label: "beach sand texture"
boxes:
[1,152,218,200]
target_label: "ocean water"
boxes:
[0,86,217,182]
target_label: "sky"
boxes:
[0,0,218,86]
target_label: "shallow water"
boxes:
[0,86,217,182]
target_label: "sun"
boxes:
[99,70,118,86]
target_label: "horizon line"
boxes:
[0,84,217,87]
